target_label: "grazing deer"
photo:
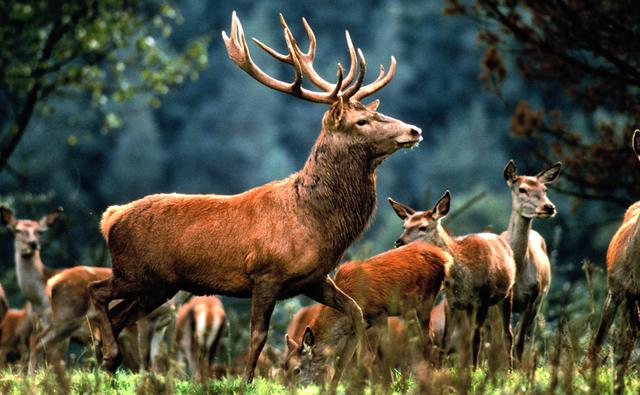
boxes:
[88,12,422,382]
[0,304,32,368]
[590,130,640,391]
[175,295,226,380]
[283,241,450,386]
[389,191,516,368]
[30,266,139,371]
[0,206,62,321]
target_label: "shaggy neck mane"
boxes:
[295,130,377,258]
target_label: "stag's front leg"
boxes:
[304,276,367,343]
[244,282,277,383]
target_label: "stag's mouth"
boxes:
[396,135,422,148]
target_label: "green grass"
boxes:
[0,365,636,395]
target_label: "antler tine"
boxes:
[329,64,344,100]
[341,48,366,99]
[352,56,397,101]
[223,12,337,104]
[252,37,293,64]
[340,31,358,87]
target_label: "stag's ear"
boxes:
[536,163,562,184]
[325,98,345,131]
[285,334,299,353]
[633,129,640,159]
[432,191,451,220]
[365,99,380,111]
[0,206,17,231]
[388,197,415,220]
[503,160,518,186]
[301,326,315,354]
[38,207,63,230]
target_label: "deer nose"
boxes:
[28,241,38,250]
[409,127,422,138]
[543,203,556,214]
[394,239,405,248]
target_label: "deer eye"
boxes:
[293,367,301,375]
[356,119,368,126]
[518,187,527,194]
[418,226,427,232]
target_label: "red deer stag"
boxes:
[501,160,561,362]
[283,241,450,387]
[589,130,640,392]
[390,191,516,368]
[175,295,226,379]
[88,12,421,381]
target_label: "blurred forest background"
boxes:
[0,0,636,355]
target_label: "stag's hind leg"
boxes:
[614,297,639,395]
[589,289,621,364]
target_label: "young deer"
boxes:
[0,206,62,321]
[88,12,422,382]
[389,191,516,368]
[283,241,450,386]
[175,295,226,380]
[501,160,561,361]
[590,130,640,390]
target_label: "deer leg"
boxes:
[472,305,489,369]
[330,331,358,393]
[440,301,454,366]
[244,282,277,383]
[137,317,153,371]
[501,292,514,370]
[614,297,639,395]
[207,316,225,377]
[514,300,537,362]
[589,289,621,364]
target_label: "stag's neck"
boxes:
[505,210,533,272]
[296,134,377,255]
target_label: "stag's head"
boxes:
[223,12,422,159]
[0,206,63,257]
[389,191,451,248]
[503,160,561,219]
[283,327,329,386]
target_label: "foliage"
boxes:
[0,0,209,171]
[444,0,640,207]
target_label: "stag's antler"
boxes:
[222,12,396,103]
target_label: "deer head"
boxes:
[222,12,422,159]
[283,327,328,386]
[0,207,63,257]
[388,191,451,248]
[503,160,561,219]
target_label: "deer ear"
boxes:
[633,129,640,159]
[433,191,451,220]
[301,326,315,354]
[285,334,299,353]
[365,99,380,111]
[536,163,561,184]
[388,197,415,220]
[503,160,518,185]
[0,206,17,231]
[325,98,345,131]
[38,207,63,230]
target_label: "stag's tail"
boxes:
[100,205,124,243]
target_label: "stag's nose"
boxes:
[543,203,556,214]
[409,126,422,138]
[394,239,405,248]
[28,241,38,250]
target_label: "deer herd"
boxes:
[0,11,637,391]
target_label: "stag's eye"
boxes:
[293,367,301,375]
[356,119,369,126]
[419,226,427,232]
[518,187,527,194]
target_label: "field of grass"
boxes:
[0,363,637,395]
